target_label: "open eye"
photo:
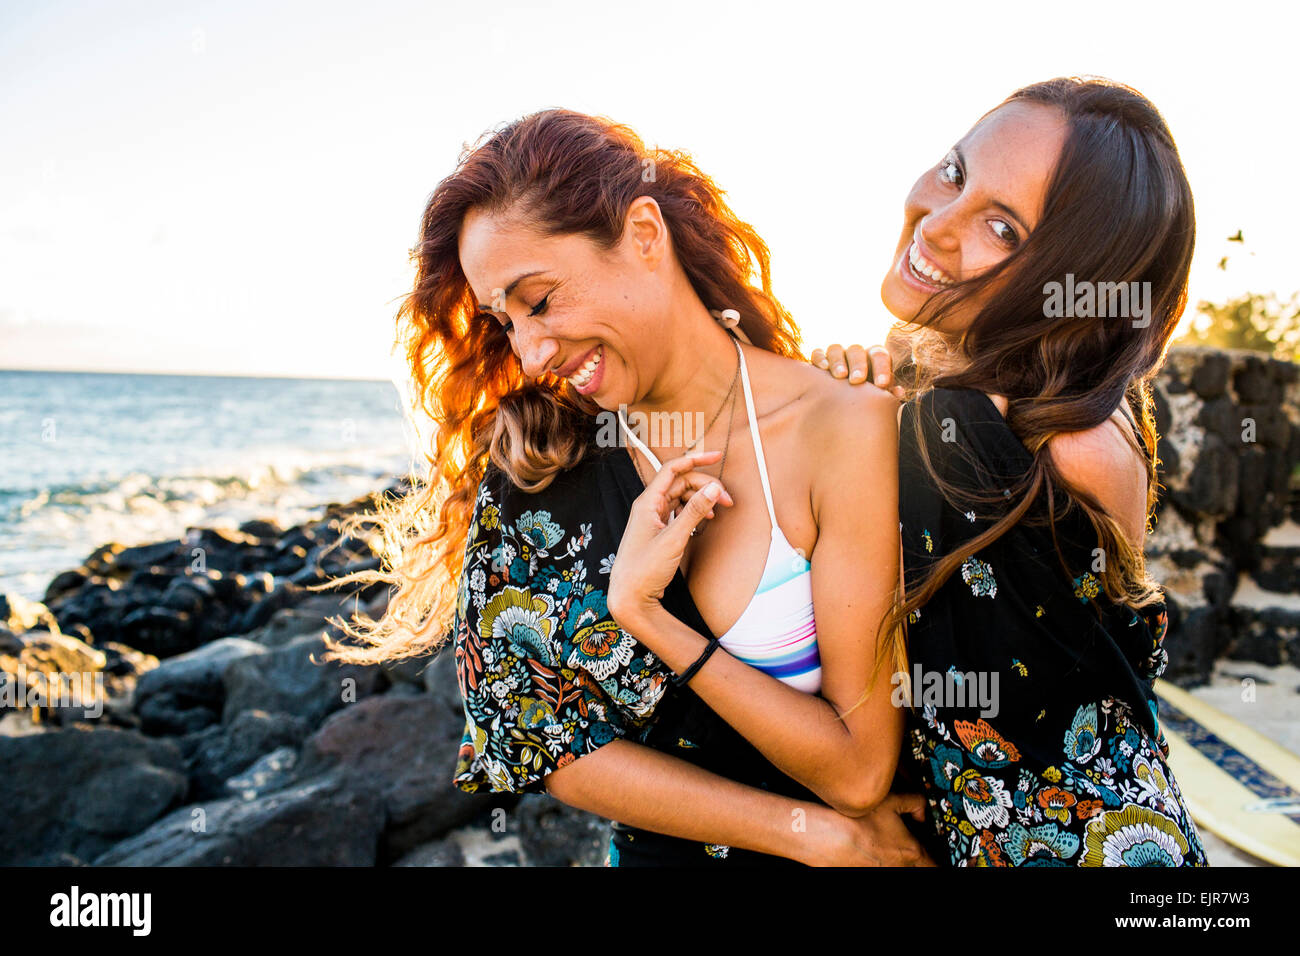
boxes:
[989,219,1019,247]
[938,157,964,187]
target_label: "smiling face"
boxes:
[881,100,1069,335]
[458,198,674,407]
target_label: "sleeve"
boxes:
[1134,601,1172,754]
[450,465,654,795]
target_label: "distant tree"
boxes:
[1176,292,1300,362]
[1177,229,1299,362]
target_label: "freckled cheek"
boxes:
[937,256,1004,331]
[957,238,1009,283]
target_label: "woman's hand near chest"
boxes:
[607,364,910,817]
[606,448,735,626]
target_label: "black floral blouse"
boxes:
[896,388,1208,866]
[450,433,816,866]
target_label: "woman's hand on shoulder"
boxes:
[804,373,901,528]
[809,343,906,400]
[806,370,901,466]
[810,326,913,398]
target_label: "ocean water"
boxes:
[0,369,422,603]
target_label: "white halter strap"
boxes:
[616,335,779,530]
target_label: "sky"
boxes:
[1,0,1295,382]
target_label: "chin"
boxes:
[588,378,633,414]
[880,273,921,324]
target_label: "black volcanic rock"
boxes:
[1149,347,1300,683]
[0,726,187,866]
[90,773,386,866]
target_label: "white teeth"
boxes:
[908,242,954,286]
[568,346,602,388]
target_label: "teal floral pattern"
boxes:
[909,653,1206,866]
[959,556,998,599]
[452,468,671,795]
[451,452,820,866]
[898,387,1209,867]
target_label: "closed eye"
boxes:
[476,311,513,334]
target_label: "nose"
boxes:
[512,319,560,379]
[918,197,962,254]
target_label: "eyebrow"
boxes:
[475,270,546,312]
[954,145,1032,232]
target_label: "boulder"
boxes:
[134,637,266,735]
[1147,346,1300,684]
[181,709,310,800]
[291,690,483,861]
[0,726,187,865]
[90,774,385,866]
[220,632,383,727]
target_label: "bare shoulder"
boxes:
[1047,412,1148,545]
[746,348,899,480]
[798,364,899,521]
[800,358,899,451]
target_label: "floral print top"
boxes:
[896,388,1208,867]
[451,451,670,796]
[450,437,818,865]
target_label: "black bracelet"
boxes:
[671,637,722,687]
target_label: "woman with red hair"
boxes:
[320,109,925,866]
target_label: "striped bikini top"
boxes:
[617,335,822,693]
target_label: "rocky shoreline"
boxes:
[1,345,1297,867]
[1,479,608,866]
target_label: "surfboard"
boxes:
[1154,678,1300,867]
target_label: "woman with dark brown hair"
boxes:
[318,109,928,866]
[810,76,1209,865]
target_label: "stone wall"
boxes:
[1146,346,1300,684]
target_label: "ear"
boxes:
[624,195,669,272]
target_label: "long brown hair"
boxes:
[886,76,1195,646]
[317,109,801,666]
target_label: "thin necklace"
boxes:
[627,341,739,480]
[691,371,743,538]
[685,350,741,454]
[630,344,743,539]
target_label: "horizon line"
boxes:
[0,365,397,384]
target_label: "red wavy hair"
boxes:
[318,108,802,665]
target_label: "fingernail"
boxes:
[877,375,888,386]
[703,482,720,500]
[849,370,864,382]
[834,364,846,375]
